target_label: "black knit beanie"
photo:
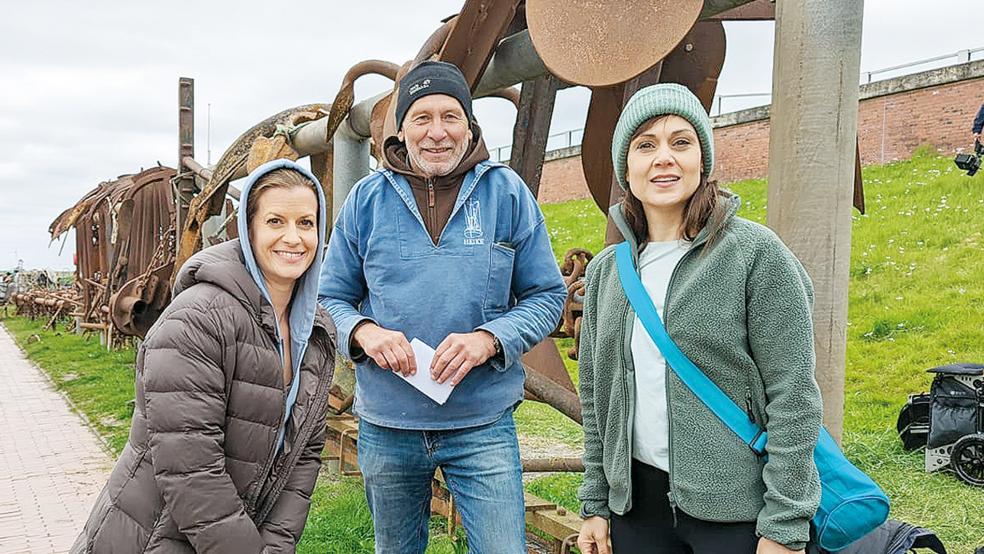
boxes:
[395,61,473,131]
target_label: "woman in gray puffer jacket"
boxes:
[72,159,336,554]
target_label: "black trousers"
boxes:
[610,460,760,554]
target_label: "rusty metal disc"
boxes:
[526,0,703,87]
[657,20,727,111]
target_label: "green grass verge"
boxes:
[3,150,983,551]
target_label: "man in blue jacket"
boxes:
[319,60,566,553]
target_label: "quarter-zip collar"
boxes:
[382,160,499,249]
[383,126,490,245]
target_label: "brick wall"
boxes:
[712,116,772,183]
[536,61,984,203]
[537,150,591,204]
[857,77,984,166]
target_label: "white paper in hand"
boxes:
[398,338,455,405]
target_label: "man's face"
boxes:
[398,94,473,178]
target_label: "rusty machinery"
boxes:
[178,0,784,392]
[48,166,176,342]
[9,290,81,330]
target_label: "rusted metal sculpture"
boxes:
[10,290,81,330]
[49,166,175,341]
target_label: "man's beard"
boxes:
[407,137,470,178]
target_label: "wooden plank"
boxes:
[526,508,582,544]
[523,491,556,512]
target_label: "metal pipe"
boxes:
[474,30,548,98]
[183,156,241,199]
[176,78,196,237]
[522,457,585,473]
[700,0,766,18]
[182,156,213,181]
[524,364,582,425]
[291,91,387,156]
[331,118,370,220]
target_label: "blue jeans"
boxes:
[357,408,527,554]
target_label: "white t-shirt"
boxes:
[631,239,691,471]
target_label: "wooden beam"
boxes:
[765,0,864,441]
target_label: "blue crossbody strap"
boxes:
[615,241,769,455]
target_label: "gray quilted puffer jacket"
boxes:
[72,159,336,554]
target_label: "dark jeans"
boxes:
[610,460,760,554]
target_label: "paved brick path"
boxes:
[0,325,113,554]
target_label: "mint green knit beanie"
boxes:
[611,83,714,190]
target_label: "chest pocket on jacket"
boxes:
[483,242,515,316]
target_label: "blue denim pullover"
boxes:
[318,160,566,430]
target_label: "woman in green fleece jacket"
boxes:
[575,83,823,554]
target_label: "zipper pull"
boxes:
[667,491,679,527]
[746,395,756,424]
[427,180,435,207]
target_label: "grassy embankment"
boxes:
[4,148,982,551]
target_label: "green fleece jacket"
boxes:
[577,195,822,550]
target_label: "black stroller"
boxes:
[897,362,984,486]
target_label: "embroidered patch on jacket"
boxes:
[463,199,485,245]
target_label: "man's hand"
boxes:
[431,331,497,386]
[756,537,803,554]
[975,132,981,143]
[576,516,611,554]
[352,323,417,376]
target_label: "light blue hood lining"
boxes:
[236,158,328,452]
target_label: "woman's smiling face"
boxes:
[249,185,319,290]
[626,115,703,214]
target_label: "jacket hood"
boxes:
[609,193,741,255]
[235,159,329,362]
[174,159,329,356]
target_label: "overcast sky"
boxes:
[1,0,980,271]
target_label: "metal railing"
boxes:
[490,45,984,162]
[491,128,584,162]
[713,92,772,116]
[862,46,984,84]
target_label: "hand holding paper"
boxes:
[397,339,455,405]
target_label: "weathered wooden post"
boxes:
[766,0,865,441]
[176,78,196,239]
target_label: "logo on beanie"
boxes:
[408,79,431,96]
